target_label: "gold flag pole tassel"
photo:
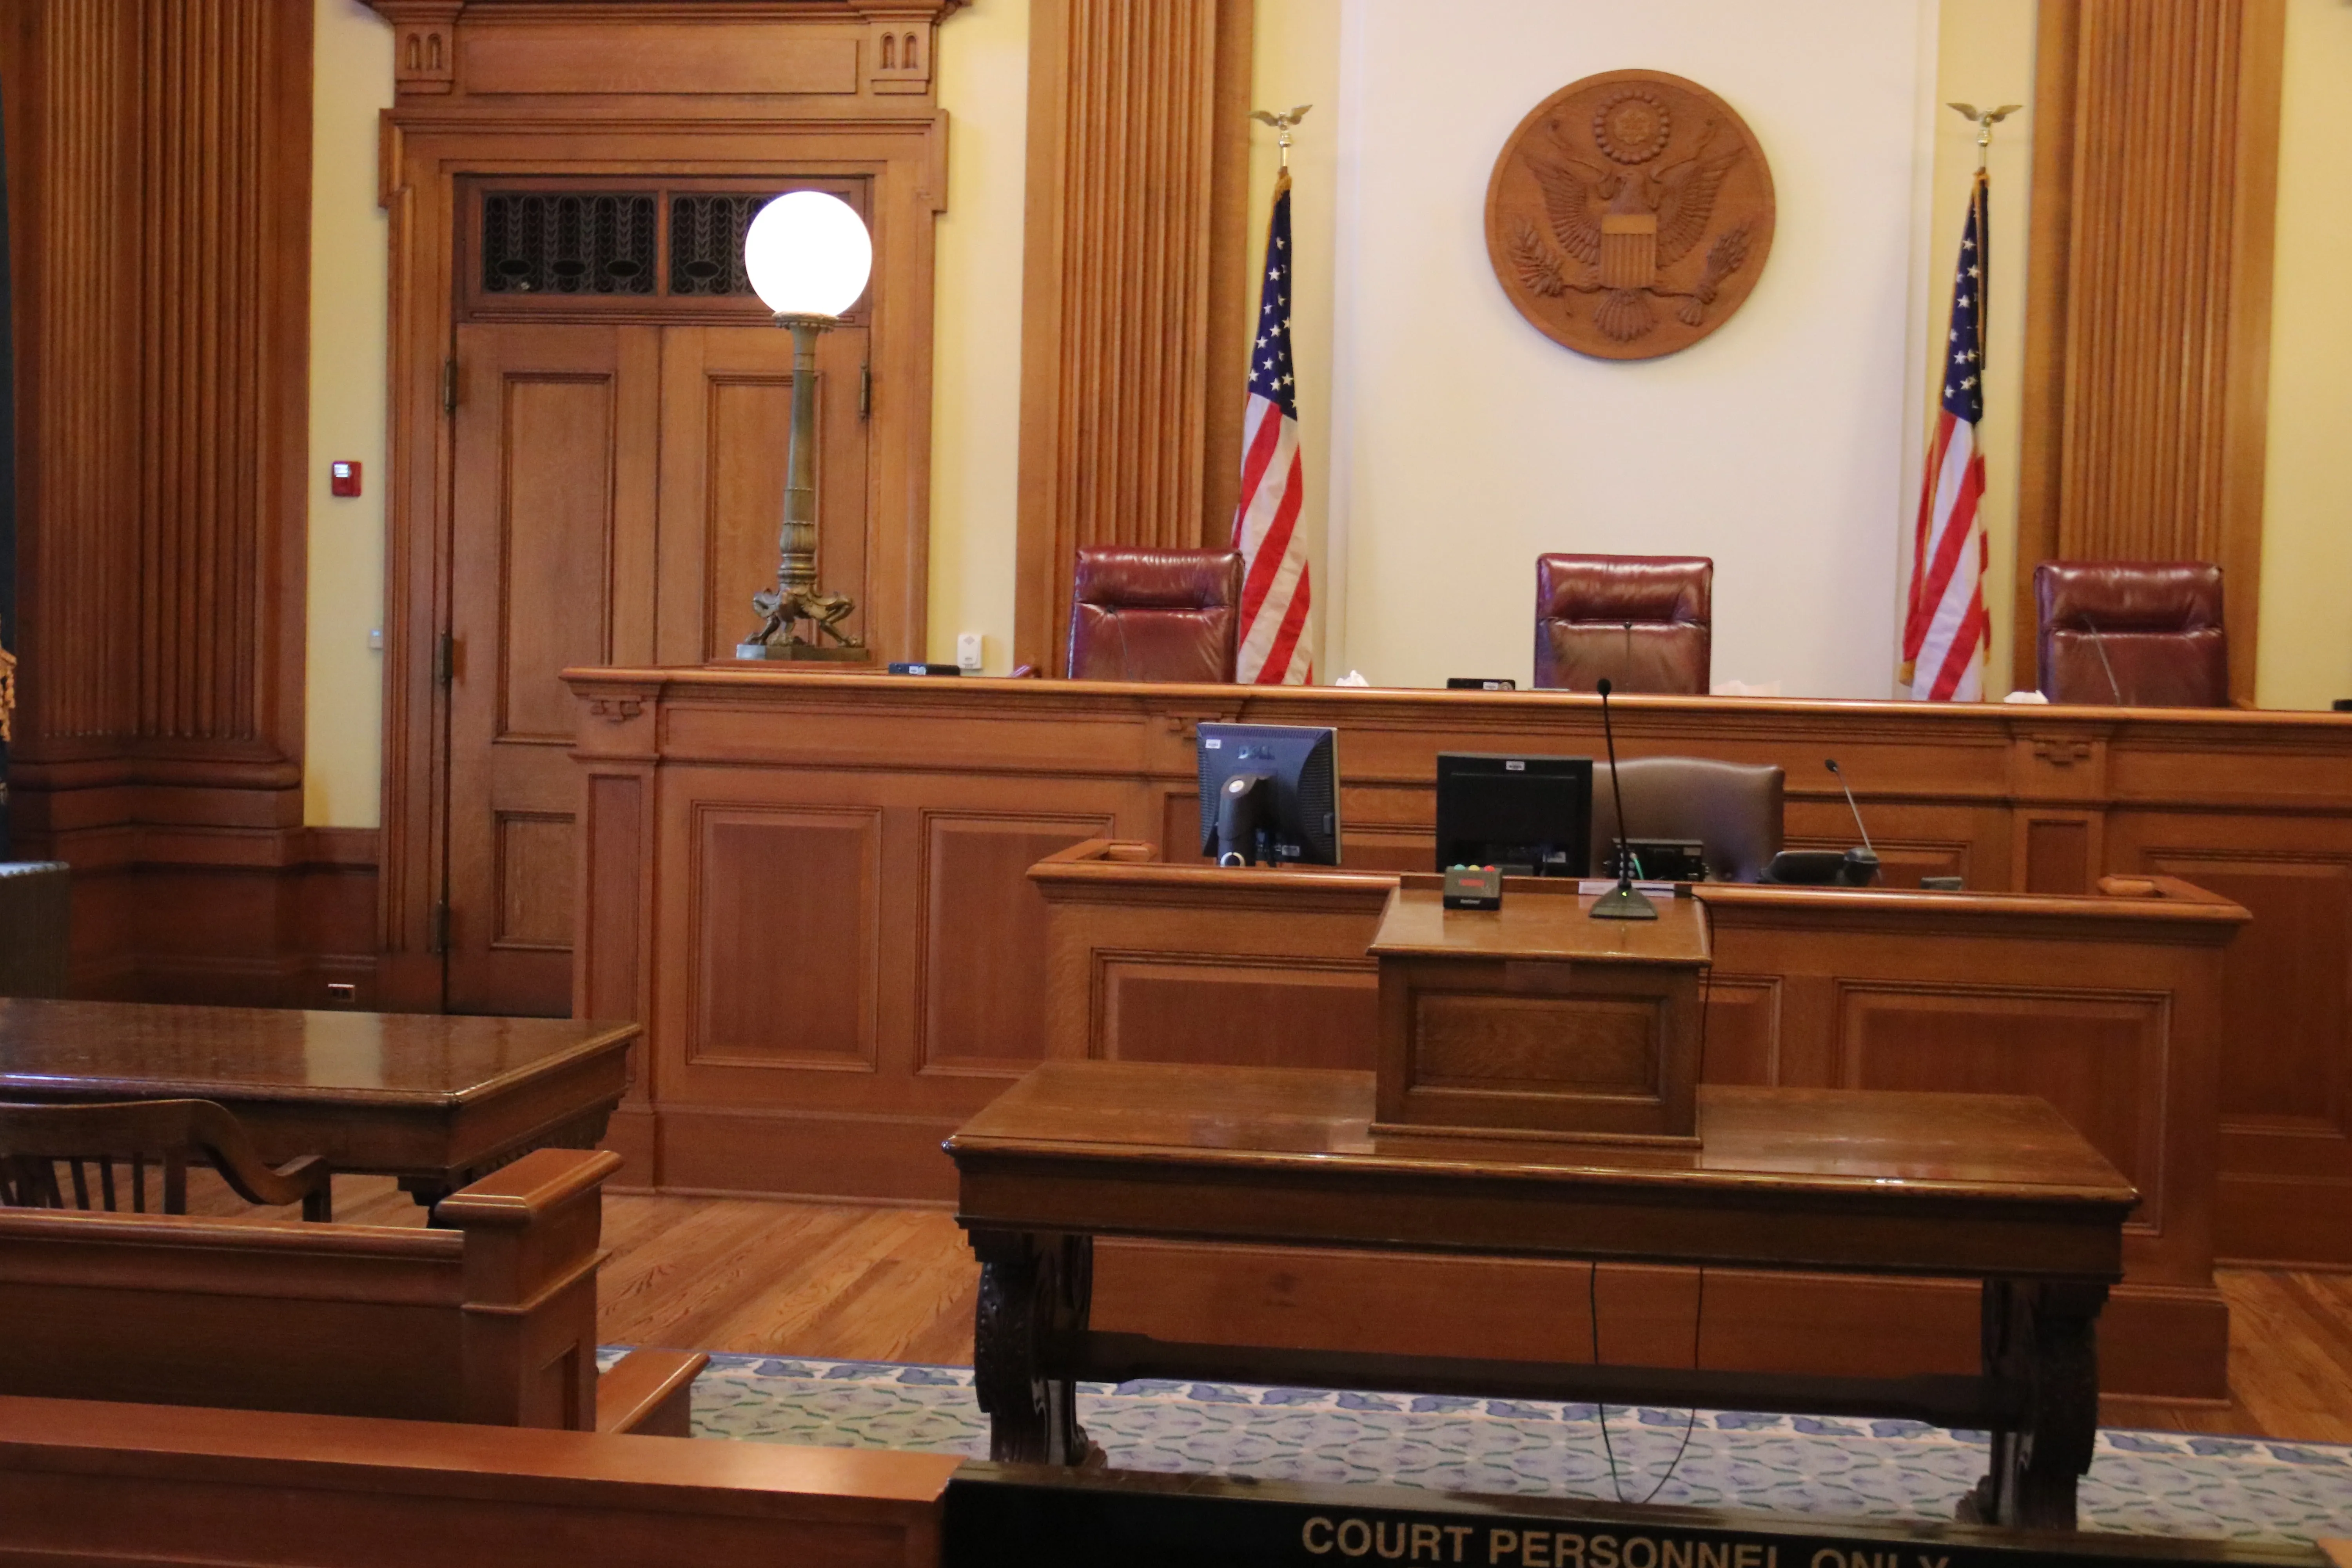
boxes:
[1249,103,1312,170]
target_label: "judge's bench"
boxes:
[563,664,2352,1401]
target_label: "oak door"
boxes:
[445,321,873,1014]
[446,324,660,1014]
[653,324,872,662]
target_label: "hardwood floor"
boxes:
[192,1174,2352,1445]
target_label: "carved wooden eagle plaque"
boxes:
[1485,70,1775,360]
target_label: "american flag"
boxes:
[1901,169,1992,702]
[1233,171,1312,684]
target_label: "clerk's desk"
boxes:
[1028,842,2242,1399]
[563,667,2352,1281]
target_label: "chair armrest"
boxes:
[595,1349,708,1437]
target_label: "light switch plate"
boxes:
[956,632,984,672]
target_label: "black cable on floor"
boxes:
[1590,1259,1706,1505]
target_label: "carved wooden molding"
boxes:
[2016,0,2285,704]
[1011,0,1256,672]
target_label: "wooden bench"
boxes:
[0,1147,705,1435]
[0,1394,953,1568]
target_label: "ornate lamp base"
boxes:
[733,640,871,663]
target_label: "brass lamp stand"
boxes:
[732,189,873,662]
[736,311,866,662]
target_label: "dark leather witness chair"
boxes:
[1591,758,1783,883]
[1534,555,1713,694]
[2035,561,2229,708]
[0,1098,333,1221]
[1066,547,1244,683]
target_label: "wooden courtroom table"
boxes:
[0,1000,635,1207]
[947,1060,2139,1532]
[561,667,2348,1272]
[1031,844,2241,1400]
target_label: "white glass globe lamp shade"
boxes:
[742,192,873,319]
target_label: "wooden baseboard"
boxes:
[652,1105,965,1204]
[2219,1175,2352,1270]
[1091,1240,2228,1402]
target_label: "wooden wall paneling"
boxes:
[571,685,660,1183]
[917,811,1114,1075]
[1,0,320,1003]
[1012,0,1257,670]
[2015,0,2286,702]
[373,4,955,1009]
[571,669,2352,1275]
[2111,818,2352,1268]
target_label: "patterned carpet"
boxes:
[625,1353,2352,1545]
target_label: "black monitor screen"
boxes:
[1196,723,1341,867]
[1434,752,1593,877]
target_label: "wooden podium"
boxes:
[1371,877,1711,1144]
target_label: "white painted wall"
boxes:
[1327,0,1933,696]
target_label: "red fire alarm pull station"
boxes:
[330,460,362,497]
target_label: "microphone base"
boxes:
[1588,879,1661,921]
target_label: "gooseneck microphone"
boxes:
[1590,678,1659,921]
[1823,758,1881,887]
[2080,613,2126,705]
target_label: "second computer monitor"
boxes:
[1434,752,1594,877]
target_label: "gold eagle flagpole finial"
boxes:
[1947,102,2023,171]
[1250,103,1312,170]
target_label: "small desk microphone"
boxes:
[1823,758,1880,887]
[1590,677,1658,920]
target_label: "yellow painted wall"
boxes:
[303,0,394,826]
[1244,0,1341,675]
[2255,0,2352,711]
[1922,0,2035,699]
[924,0,1029,673]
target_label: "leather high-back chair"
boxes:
[1066,548,1244,683]
[2035,561,2228,708]
[1590,758,1783,883]
[1534,555,1713,694]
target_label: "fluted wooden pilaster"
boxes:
[1012,0,1255,671]
[2017,0,2283,701]
[6,0,310,759]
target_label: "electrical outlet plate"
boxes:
[956,632,984,672]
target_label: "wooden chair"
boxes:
[0,1099,333,1222]
[0,1146,704,1437]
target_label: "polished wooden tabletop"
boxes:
[948,1061,2135,1206]
[0,1000,636,1105]
[1370,883,1711,966]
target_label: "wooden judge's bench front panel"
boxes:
[567,669,2352,1278]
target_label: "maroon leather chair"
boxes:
[1590,759,1784,884]
[1533,555,1713,694]
[1065,548,1244,683]
[2035,561,2228,708]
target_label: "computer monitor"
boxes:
[1196,723,1341,867]
[1434,752,1593,877]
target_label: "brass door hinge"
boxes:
[859,359,871,419]
[428,900,452,955]
[443,357,459,414]
[433,630,457,688]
